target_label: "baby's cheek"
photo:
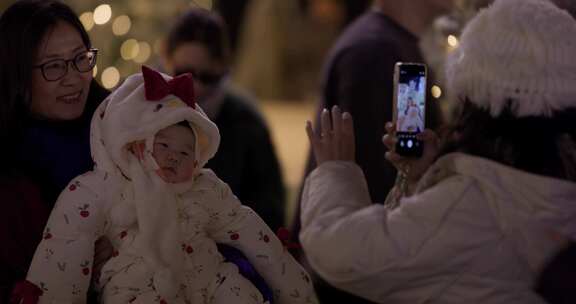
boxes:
[179,162,196,180]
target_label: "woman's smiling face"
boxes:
[30,20,93,121]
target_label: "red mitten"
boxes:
[10,280,42,304]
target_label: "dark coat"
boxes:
[207,91,286,232]
[0,80,108,303]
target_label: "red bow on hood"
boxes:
[142,65,196,108]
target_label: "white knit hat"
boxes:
[446,0,576,117]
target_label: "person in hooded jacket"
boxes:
[299,0,576,303]
[15,66,315,304]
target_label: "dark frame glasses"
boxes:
[34,48,98,81]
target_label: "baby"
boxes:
[21,66,315,304]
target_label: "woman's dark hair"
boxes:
[165,8,230,64]
[0,0,95,168]
[438,99,576,182]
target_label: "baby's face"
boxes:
[152,124,196,183]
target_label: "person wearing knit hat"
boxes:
[299,0,576,303]
[16,66,316,304]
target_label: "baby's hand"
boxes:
[127,140,146,161]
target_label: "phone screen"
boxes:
[394,63,426,157]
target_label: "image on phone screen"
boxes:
[395,63,426,157]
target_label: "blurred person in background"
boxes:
[213,0,251,56]
[299,0,371,26]
[160,8,286,232]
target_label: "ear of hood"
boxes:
[90,67,220,178]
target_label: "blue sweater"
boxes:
[16,81,107,206]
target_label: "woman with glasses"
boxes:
[161,8,286,233]
[0,0,109,302]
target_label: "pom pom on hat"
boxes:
[446,0,576,117]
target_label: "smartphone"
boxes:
[392,62,427,157]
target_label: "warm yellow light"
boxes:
[101,67,120,89]
[447,35,459,48]
[431,85,442,99]
[190,0,213,9]
[112,15,131,36]
[134,41,152,63]
[93,4,112,25]
[93,65,98,77]
[79,12,94,31]
[120,39,140,60]
[153,39,163,55]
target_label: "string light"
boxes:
[101,67,120,89]
[120,39,140,60]
[112,15,131,36]
[447,35,459,48]
[79,12,94,31]
[431,85,442,99]
[134,41,152,63]
[93,4,112,25]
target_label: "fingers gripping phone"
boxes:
[393,62,427,157]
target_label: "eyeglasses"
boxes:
[174,67,225,86]
[34,48,98,81]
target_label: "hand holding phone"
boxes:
[392,62,427,157]
[383,123,439,185]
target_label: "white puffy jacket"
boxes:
[300,152,576,303]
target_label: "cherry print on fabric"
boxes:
[181,243,194,254]
[43,228,52,240]
[154,295,168,304]
[227,230,240,240]
[78,204,90,218]
[68,181,81,191]
[80,261,90,276]
[258,231,270,243]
